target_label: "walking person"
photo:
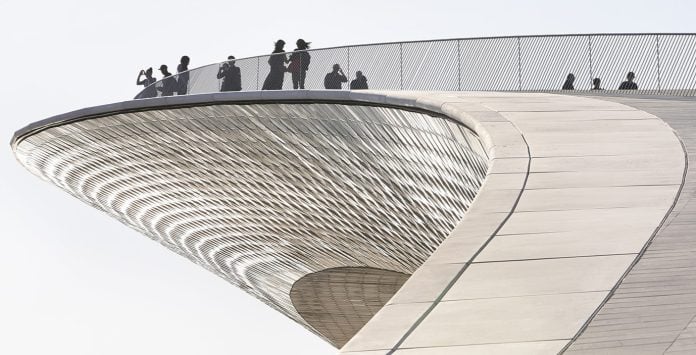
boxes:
[176,55,190,95]
[262,40,288,90]
[218,56,242,92]
[288,39,311,89]
[136,67,157,98]
[324,64,348,89]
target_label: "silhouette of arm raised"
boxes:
[136,70,146,85]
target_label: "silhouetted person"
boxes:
[157,65,177,96]
[592,78,603,90]
[619,71,638,90]
[350,71,368,90]
[176,55,190,95]
[288,39,311,89]
[562,73,575,90]
[324,64,347,89]
[262,40,288,90]
[218,56,242,92]
[136,67,157,98]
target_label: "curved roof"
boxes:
[12,91,488,346]
[12,90,694,353]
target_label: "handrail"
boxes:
[136,33,696,98]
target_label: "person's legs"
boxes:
[299,70,306,89]
[292,71,299,89]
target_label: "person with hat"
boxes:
[157,64,177,96]
[288,39,311,89]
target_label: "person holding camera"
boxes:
[324,64,348,90]
[217,56,242,92]
[136,67,157,98]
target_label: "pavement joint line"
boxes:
[559,126,690,354]
[521,184,682,190]
[664,313,696,352]
[439,290,610,303]
[386,115,532,355]
[512,205,672,213]
[389,338,573,350]
[471,253,638,264]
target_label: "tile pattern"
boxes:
[337,92,683,355]
[566,96,696,354]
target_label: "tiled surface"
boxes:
[339,92,683,354]
[402,292,608,347]
[341,341,568,355]
[565,96,696,354]
[13,91,690,354]
[443,256,635,300]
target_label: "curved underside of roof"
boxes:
[12,93,488,346]
[12,90,692,353]
[290,267,410,348]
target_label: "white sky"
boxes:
[0,1,694,354]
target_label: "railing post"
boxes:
[399,43,404,90]
[256,57,260,90]
[656,34,662,93]
[516,37,523,91]
[588,35,594,89]
[347,47,351,91]
[457,40,462,91]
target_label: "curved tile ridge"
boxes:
[290,267,411,348]
[11,92,491,346]
[339,92,685,355]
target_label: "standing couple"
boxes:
[262,39,311,90]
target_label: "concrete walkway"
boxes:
[565,95,696,355]
[338,92,685,354]
[12,90,688,354]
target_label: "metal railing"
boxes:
[136,34,696,99]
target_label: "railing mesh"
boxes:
[136,34,696,99]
